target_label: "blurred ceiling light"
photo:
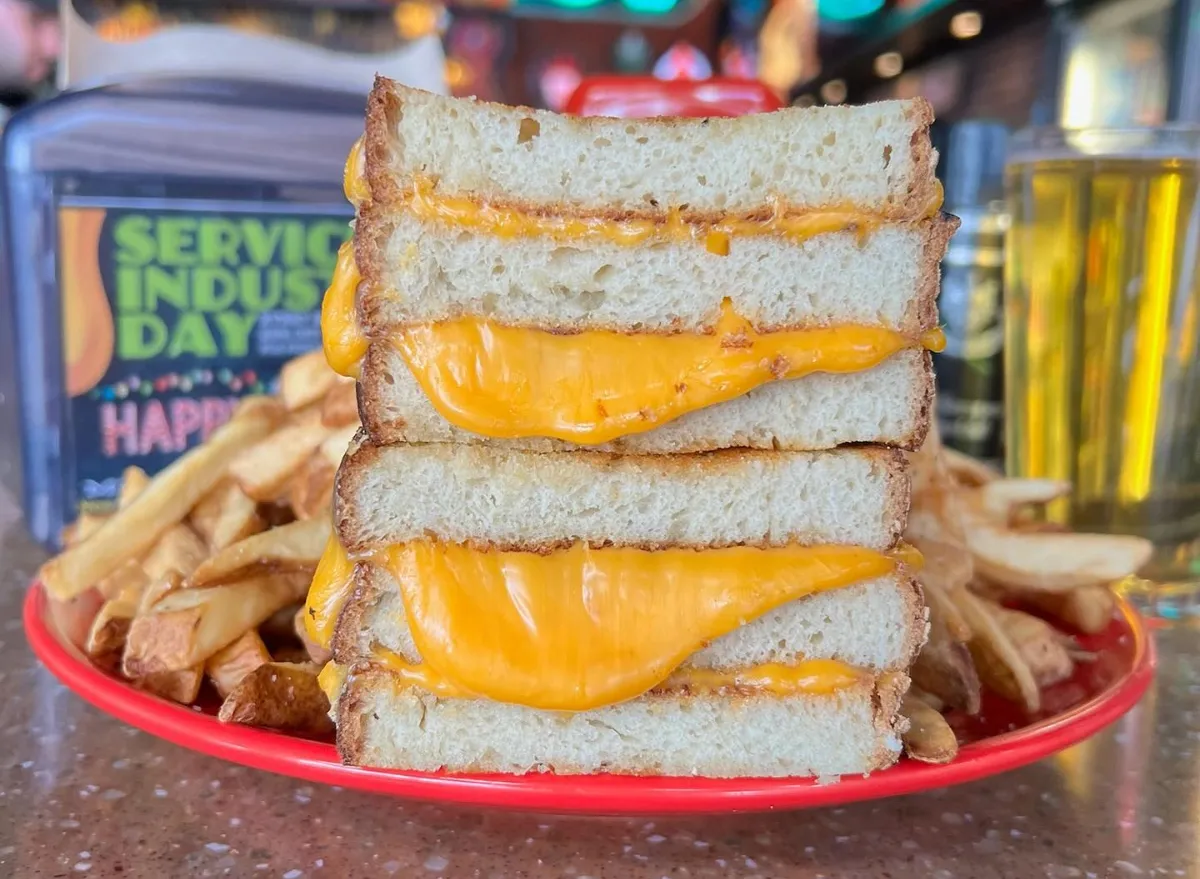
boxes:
[820,79,847,105]
[874,51,903,78]
[950,10,982,39]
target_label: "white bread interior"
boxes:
[357,213,954,334]
[365,77,938,218]
[335,441,910,552]
[332,562,927,674]
[358,345,932,453]
[334,664,908,777]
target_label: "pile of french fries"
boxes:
[898,425,1154,764]
[40,351,357,735]
[37,351,1154,761]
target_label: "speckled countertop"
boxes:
[0,416,1197,878]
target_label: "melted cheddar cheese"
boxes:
[341,144,943,248]
[396,303,944,444]
[306,538,918,711]
[321,242,369,378]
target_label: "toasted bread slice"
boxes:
[363,77,938,220]
[358,346,933,453]
[356,212,955,335]
[355,212,955,335]
[331,561,927,674]
[334,440,911,552]
[333,662,909,777]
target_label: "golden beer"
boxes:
[1005,129,1200,584]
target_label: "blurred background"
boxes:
[0,0,1191,122]
[2,0,1199,588]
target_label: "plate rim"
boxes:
[23,582,1156,815]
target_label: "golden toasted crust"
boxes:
[363,77,941,224]
[333,663,910,775]
[332,440,912,554]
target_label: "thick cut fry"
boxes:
[229,423,332,502]
[941,447,1001,486]
[189,517,331,589]
[320,379,359,428]
[921,572,972,643]
[138,571,185,614]
[39,406,281,600]
[958,590,1041,713]
[288,453,336,521]
[912,590,981,715]
[1020,585,1116,635]
[320,424,359,467]
[294,606,332,666]
[85,561,150,665]
[994,606,1075,688]
[217,662,334,735]
[123,572,310,675]
[966,525,1153,592]
[980,478,1071,524]
[119,466,151,507]
[280,350,339,412]
[900,694,959,764]
[67,512,111,547]
[190,479,266,551]
[142,524,208,582]
[205,630,273,698]
[139,668,203,704]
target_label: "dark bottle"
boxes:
[934,121,1009,467]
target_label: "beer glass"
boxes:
[1004,127,1200,590]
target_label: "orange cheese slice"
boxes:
[306,538,915,711]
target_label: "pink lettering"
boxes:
[170,398,204,448]
[200,398,237,441]
[138,400,175,454]
[100,402,139,457]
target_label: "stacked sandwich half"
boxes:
[307,78,955,777]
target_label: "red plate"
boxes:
[25,582,1155,815]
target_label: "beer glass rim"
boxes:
[1010,124,1200,161]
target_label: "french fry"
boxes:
[190,479,265,551]
[911,591,981,714]
[118,466,151,507]
[294,606,332,666]
[965,524,1153,592]
[993,606,1075,689]
[138,668,203,704]
[320,424,359,467]
[205,630,273,698]
[68,512,111,547]
[229,422,332,502]
[189,517,330,589]
[979,478,1071,524]
[138,571,185,614]
[85,561,150,665]
[142,523,208,582]
[123,572,310,676]
[217,662,334,735]
[320,379,359,428]
[39,405,281,600]
[958,590,1041,713]
[288,453,337,521]
[280,350,339,412]
[1019,585,1117,635]
[941,447,1001,486]
[900,694,959,764]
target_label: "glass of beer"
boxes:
[1005,126,1200,593]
